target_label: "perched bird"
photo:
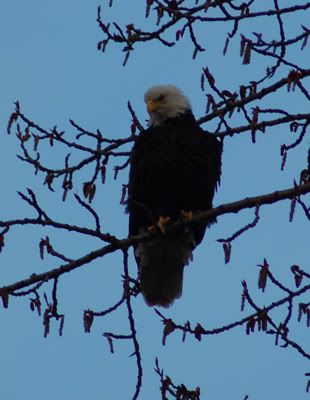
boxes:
[127,85,222,307]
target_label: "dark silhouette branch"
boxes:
[198,69,310,125]
[1,181,309,299]
[155,281,310,357]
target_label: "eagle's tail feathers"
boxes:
[136,229,195,307]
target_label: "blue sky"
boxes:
[0,1,310,399]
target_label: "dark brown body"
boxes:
[127,111,222,306]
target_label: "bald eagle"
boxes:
[127,85,222,307]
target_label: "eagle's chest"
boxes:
[135,135,205,212]
[144,132,196,177]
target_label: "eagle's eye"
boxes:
[155,94,165,101]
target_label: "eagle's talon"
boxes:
[147,225,157,233]
[147,216,171,234]
[157,216,171,234]
[181,210,193,221]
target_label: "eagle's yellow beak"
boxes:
[147,99,160,114]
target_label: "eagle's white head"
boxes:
[144,85,191,126]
